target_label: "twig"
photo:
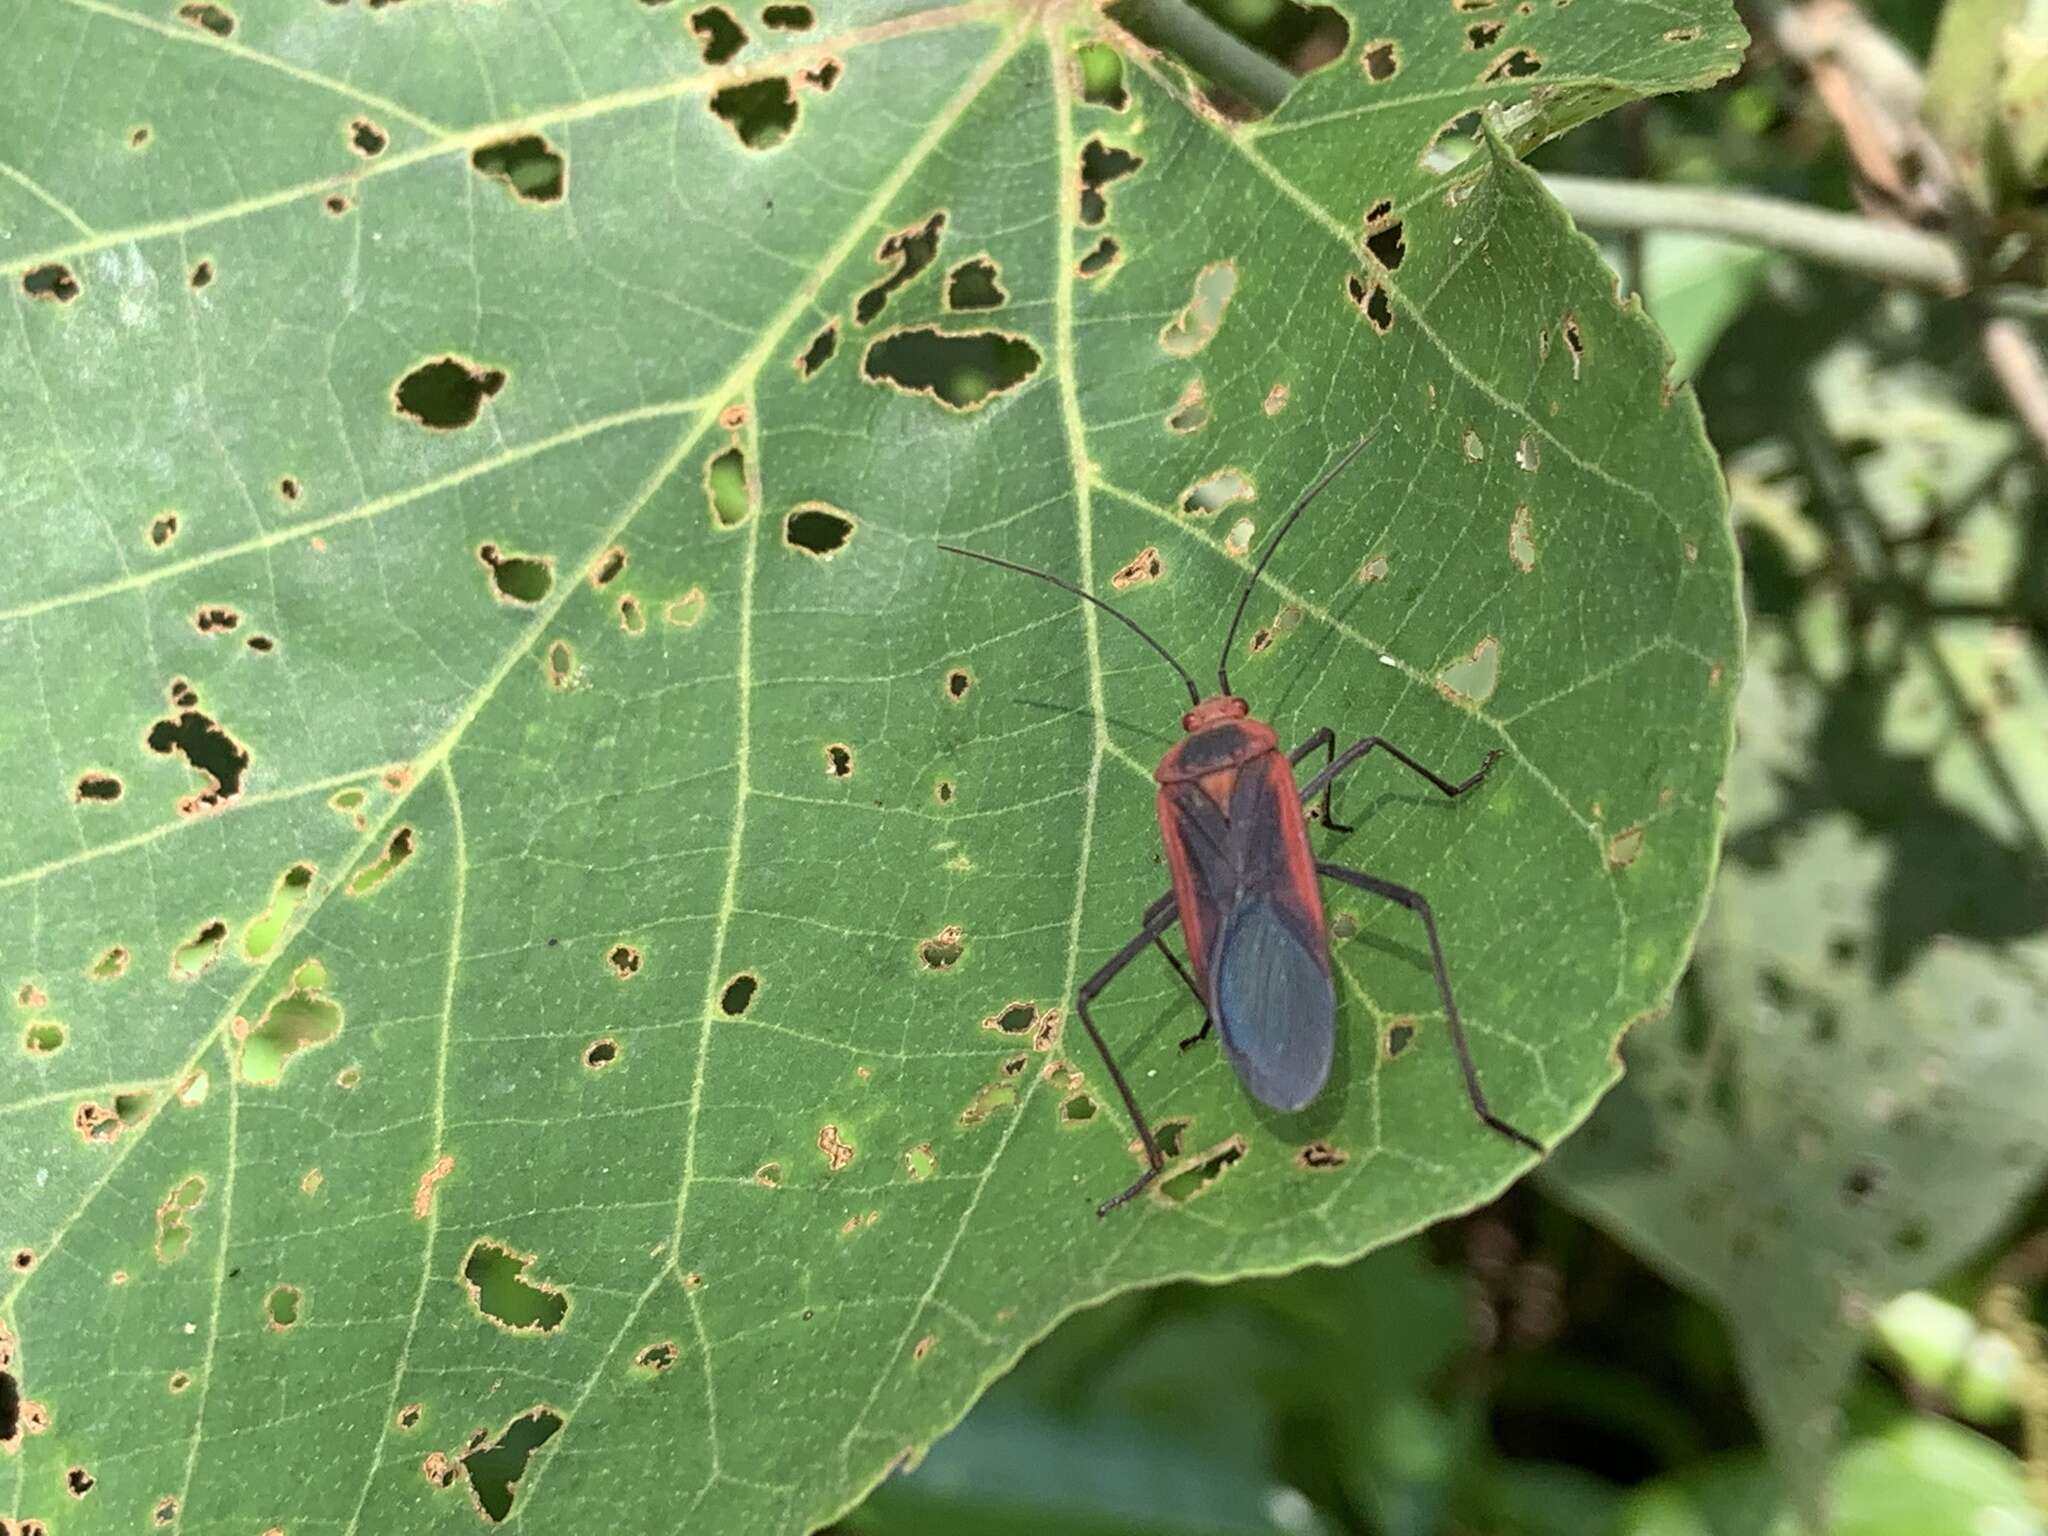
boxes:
[1542,173,1967,291]
[1983,319,2048,462]
[1111,0,1295,115]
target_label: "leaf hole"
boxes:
[1163,382,1204,436]
[635,1341,679,1373]
[242,862,315,961]
[1159,1135,1246,1202]
[1384,1019,1416,1057]
[66,1466,94,1498]
[22,1019,65,1055]
[1435,637,1501,705]
[395,356,505,431]
[607,944,642,979]
[796,322,839,378]
[349,827,416,895]
[348,117,388,156]
[619,594,647,633]
[462,1241,569,1333]
[90,945,130,979]
[761,0,811,24]
[720,972,759,1016]
[188,260,213,289]
[1481,47,1542,80]
[1509,505,1536,571]
[945,256,1006,312]
[583,1038,618,1069]
[1363,218,1405,270]
[265,1284,302,1329]
[1421,110,1482,173]
[1076,41,1128,108]
[1346,273,1393,332]
[1180,467,1254,517]
[704,442,755,528]
[590,545,627,587]
[786,503,855,558]
[1060,1092,1097,1125]
[149,511,181,547]
[859,215,947,332]
[1078,137,1142,225]
[689,2,745,57]
[471,134,566,202]
[1110,546,1162,589]
[710,76,798,149]
[74,771,123,803]
[22,263,80,304]
[175,0,233,33]
[1297,1140,1348,1169]
[918,925,964,970]
[461,1407,564,1522]
[170,919,228,980]
[239,972,343,1086]
[476,543,553,604]
[1465,20,1502,47]
[1360,37,1399,80]
[1077,235,1121,278]
[945,668,971,701]
[861,326,1041,411]
[1158,262,1237,357]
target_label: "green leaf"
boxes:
[1610,1421,2048,1536]
[1548,314,2048,1519]
[1,1,1739,1529]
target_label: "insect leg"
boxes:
[1314,861,1544,1158]
[1079,902,1187,1215]
[1147,937,1216,1051]
[1296,738,1503,815]
[1286,728,1353,833]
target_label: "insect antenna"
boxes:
[1216,434,1373,696]
[937,543,1203,707]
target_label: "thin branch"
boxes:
[1111,0,1297,115]
[1541,173,1967,292]
[1982,318,2048,464]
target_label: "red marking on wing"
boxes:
[1158,774,1224,984]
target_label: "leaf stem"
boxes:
[1114,0,1296,115]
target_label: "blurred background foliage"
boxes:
[831,0,2048,1530]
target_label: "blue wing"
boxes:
[1209,891,1335,1112]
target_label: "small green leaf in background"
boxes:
[1,0,1742,1530]
[1548,291,2048,1522]
[1612,1420,2046,1536]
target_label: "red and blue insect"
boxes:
[942,439,1543,1214]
